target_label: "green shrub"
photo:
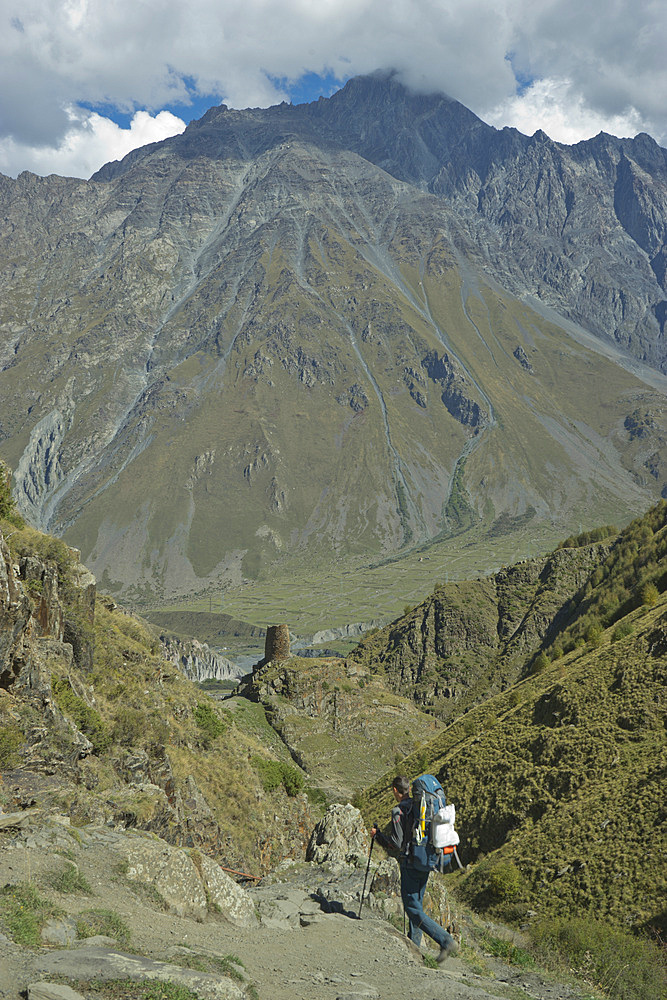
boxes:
[585,623,603,648]
[305,786,328,807]
[557,525,617,549]
[530,917,667,1000]
[640,582,659,607]
[75,908,130,945]
[612,621,635,642]
[52,677,110,753]
[531,651,550,675]
[486,861,523,901]
[0,723,24,768]
[193,701,226,746]
[42,862,93,895]
[479,932,534,968]
[281,765,304,796]
[252,757,304,796]
[112,707,145,747]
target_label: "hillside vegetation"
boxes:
[351,502,667,721]
[356,504,667,943]
[238,654,443,799]
[2,463,666,998]
[0,465,319,873]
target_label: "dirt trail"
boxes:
[0,816,590,1000]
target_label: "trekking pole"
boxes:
[358,835,375,917]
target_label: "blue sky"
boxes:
[1,0,665,179]
[81,71,347,132]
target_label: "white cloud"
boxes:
[486,78,650,145]
[0,0,665,178]
[0,109,186,179]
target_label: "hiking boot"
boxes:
[436,940,459,963]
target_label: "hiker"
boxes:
[371,775,458,963]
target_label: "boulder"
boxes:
[196,853,257,927]
[28,985,87,1000]
[115,839,208,919]
[36,947,245,1000]
[40,917,77,947]
[306,803,369,866]
[114,835,255,925]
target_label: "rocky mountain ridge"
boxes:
[94,71,667,373]
[351,538,614,718]
[159,632,244,682]
[351,502,666,719]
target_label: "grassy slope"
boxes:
[357,572,666,935]
[0,515,319,872]
[238,654,443,799]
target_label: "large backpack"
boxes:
[407,773,459,873]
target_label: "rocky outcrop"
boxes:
[351,541,615,718]
[0,531,34,689]
[114,834,256,925]
[160,634,243,682]
[308,621,384,646]
[513,345,534,373]
[0,527,83,696]
[238,654,444,799]
[422,351,487,427]
[306,803,369,866]
[13,409,71,530]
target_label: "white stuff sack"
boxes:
[431,803,459,848]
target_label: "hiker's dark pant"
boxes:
[400,861,453,950]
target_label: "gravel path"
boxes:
[0,815,590,1000]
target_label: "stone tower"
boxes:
[264,624,290,662]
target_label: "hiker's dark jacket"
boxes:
[374,796,413,857]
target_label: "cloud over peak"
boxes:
[1,0,664,178]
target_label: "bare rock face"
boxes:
[421,350,487,427]
[0,531,33,688]
[0,526,100,691]
[160,633,242,682]
[0,528,78,700]
[352,541,616,718]
[28,984,86,1000]
[306,803,369,866]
